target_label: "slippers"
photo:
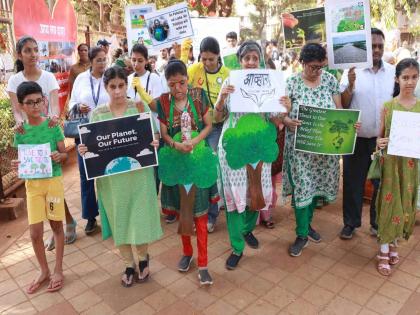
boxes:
[44,236,55,251]
[47,274,64,292]
[65,219,77,245]
[26,275,50,294]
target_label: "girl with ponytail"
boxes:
[375,58,420,276]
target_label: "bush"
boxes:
[0,98,15,152]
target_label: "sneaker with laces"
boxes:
[226,252,243,270]
[178,255,193,272]
[198,269,213,286]
[165,214,177,224]
[289,237,309,257]
[243,232,259,249]
[85,219,98,235]
[340,225,355,240]
[308,226,322,243]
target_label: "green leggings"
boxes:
[294,197,318,238]
[226,208,259,255]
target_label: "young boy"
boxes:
[11,81,67,294]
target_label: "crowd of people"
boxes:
[5,26,420,294]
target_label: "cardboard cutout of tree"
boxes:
[222,114,278,210]
[159,131,218,235]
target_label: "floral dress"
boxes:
[376,99,420,244]
[282,71,341,209]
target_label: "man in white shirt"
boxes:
[225,31,238,49]
[415,81,420,99]
[340,28,395,239]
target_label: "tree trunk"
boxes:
[246,161,266,211]
[178,184,197,236]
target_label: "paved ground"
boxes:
[333,44,367,64]
[1,150,420,315]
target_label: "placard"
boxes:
[388,111,420,159]
[325,0,372,69]
[222,47,240,70]
[144,2,194,50]
[18,143,52,179]
[295,105,360,155]
[124,4,156,53]
[229,69,286,113]
[79,113,158,180]
[282,7,326,49]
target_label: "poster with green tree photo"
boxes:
[294,105,360,155]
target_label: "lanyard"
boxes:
[90,74,101,106]
[204,70,214,108]
[169,94,201,136]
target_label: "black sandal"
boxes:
[138,255,150,283]
[121,267,136,287]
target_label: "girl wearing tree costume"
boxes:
[157,60,218,286]
[214,41,290,270]
[78,67,162,287]
[375,58,420,276]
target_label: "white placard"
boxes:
[124,4,156,54]
[388,111,420,159]
[144,2,194,50]
[18,143,52,179]
[229,69,286,113]
[325,0,373,69]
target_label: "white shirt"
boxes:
[340,61,395,138]
[415,81,420,99]
[69,69,109,116]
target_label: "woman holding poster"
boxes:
[78,66,162,287]
[375,58,420,276]
[214,41,290,270]
[282,43,343,257]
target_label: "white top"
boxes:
[340,61,395,138]
[415,81,420,99]
[69,69,109,116]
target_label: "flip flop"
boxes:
[65,219,77,245]
[44,236,55,251]
[47,276,64,292]
[26,276,49,294]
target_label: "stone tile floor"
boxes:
[1,152,420,315]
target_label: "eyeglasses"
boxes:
[23,98,44,107]
[372,44,384,50]
[306,64,323,72]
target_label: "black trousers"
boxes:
[343,137,379,229]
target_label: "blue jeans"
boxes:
[206,124,223,224]
[76,138,99,220]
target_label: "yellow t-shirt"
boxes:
[187,63,230,122]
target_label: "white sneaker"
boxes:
[207,222,215,233]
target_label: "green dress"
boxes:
[376,99,420,244]
[90,101,163,246]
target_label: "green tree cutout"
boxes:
[222,114,278,210]
[158,132,218,235]
[328,119,354,150]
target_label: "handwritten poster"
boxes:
[294,105,360,155]
[79,113,158,180]
[229,69,286,113]
[124,4,156,54]
[388,111,420,159]
[325,0,372,69]
[18,143,53,179]
[144,3,194,50]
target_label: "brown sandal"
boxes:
[377,252,391,276]
[389,245,400,265]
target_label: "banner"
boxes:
[295,105,360,155]
[18,143,53,179]
[282,7,326,49]
[144,3,194,50]
[124,4,156,54]
[79,113,158,180]
[388,111,420,159]
[13,0,77,112]
[229,69,286,113]
[325,0,372,69]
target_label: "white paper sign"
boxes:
[144,3,194,50]
[229,69,286,113]
[325,0,373,69]
[18,143,53,179]
[124,4,156,54]
[388,111,420,159]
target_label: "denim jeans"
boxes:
[206,124,223,224]
[75,138,99,220]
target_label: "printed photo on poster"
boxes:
[124,4,156,53]
[282,7,326,49]
[294,105,360,155]
[388,111,420,159]
[222,47,240,70]
[325,0,372,69]
[144,3,194,50]
[18,143,53,179]
[229,69,286,113]
[79,113,158,180]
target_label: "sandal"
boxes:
[47,273,64,292]
[27,273,50,294]
[389,245,400,265]
[377,252,392,276]
[138,255,150,283]
[261,220,275,229]
[121,267,136,287]
[44,236,55,251]
[65,219,77,245]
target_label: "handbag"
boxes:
[367,149,382,180]
[63,105,89,138]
